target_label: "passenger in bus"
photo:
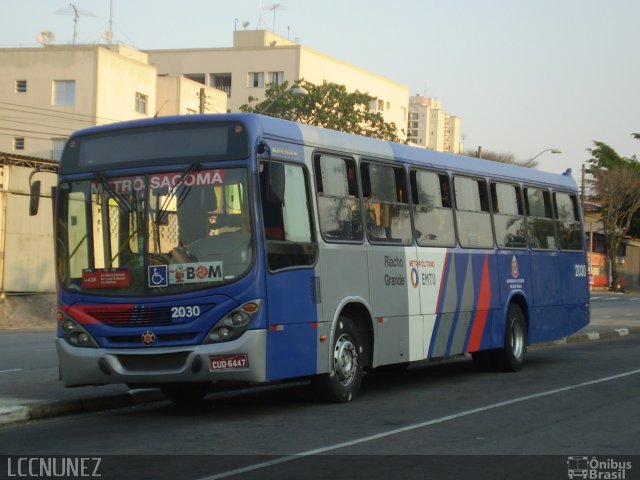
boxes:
[170,185,217,262]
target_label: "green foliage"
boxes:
[240,80,403,142]
[587,136,640,289]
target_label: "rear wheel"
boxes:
[161,382,210,403]
[494,304,527,372]
[313,316,364,403]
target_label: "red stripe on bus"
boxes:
[467,255,491,352]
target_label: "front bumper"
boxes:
[56,329,267,387]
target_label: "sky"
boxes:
[1,0,638,175]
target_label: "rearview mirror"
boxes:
[29,180,41,216]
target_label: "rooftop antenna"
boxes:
[56,3,97,45]
[256,0,265,29]
[36,30,56,46]
[103,0,114,45]
[266,3,285,33]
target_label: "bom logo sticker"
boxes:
[169,261,224,285]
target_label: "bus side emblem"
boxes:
[141,330,156,346]
[511,256,520,279]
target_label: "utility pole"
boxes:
[199,87,206,114]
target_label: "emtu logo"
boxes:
[410,268,419,288]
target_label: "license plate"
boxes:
[209,354,249,371]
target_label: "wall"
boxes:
[156,75,228,115]
[0,47,99,158]
[0,165,57,292]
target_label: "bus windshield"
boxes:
[56,167,253,296]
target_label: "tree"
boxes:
[587,139,640,290]
[240,80,403,142]
[464,148,538,168]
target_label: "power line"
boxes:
[0,101,123,124]
[0,116,76,131]
[0,131,53,141]
[0,126,71,137]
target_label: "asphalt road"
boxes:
[1,334,639,480]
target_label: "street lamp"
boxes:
[528,148,562,162]
[259,85,308,116]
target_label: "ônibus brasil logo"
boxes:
[567,456,632,479]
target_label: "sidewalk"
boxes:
[1,292,639,427]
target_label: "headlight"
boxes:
[57,312,99,348]
[204,300,262,344]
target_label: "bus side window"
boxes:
[260,161,317,271]
[491,182,527,249]
[453,176,494,248]
[524,187,557,250]
[360,161,411,245]
[314,154,363,242]
[554,192,583,251]
[410,169,455,247]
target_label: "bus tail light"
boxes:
[204,300,262,344]
[57,312,99,348]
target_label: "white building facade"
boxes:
[148,30,410,139]
[407,94,462,154]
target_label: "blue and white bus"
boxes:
[45,113,589,402]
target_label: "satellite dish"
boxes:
[101,30,114,43]
[36,30,56,45]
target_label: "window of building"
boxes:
[377,99,384,111]
[314,154,362,242]
[135,92,148,114]
[260,162,317,270]
[248,72,264,88]
[184,73,206,85]
[524,187,556,250]
[51,137,67,161]
[267,71,284,86]
[13,137,25,150]
[15,80,27,93]
[454,176,493,248]
[491,182,527,249]
[53,80,75,106]
[360,162,411,244]
[554,192,583,251]
[411,169,455,247]
[210,73,232,96]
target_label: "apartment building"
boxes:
[148,30,410,139]
[407,94,462,154]
[0,44,226,159]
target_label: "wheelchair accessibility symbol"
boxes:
[148,265,168,287]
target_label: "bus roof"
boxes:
[68,113,578,191]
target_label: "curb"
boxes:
[533,326,640,348]
[1,327,639,428]
[0,389,164,427]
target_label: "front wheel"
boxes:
[313,317,364,403]
[495,304,527,372]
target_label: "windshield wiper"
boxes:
[95,172,133,212]
[155,162,201,225]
